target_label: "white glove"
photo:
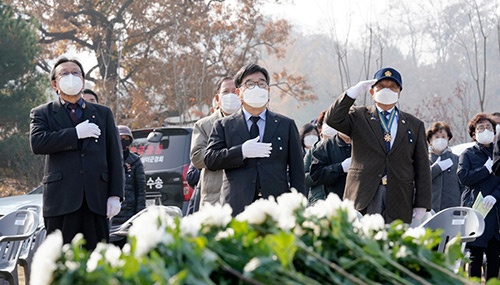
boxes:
[484,158,493,173]
[483,195,497,209]
[346,79,378,99]
[412,207,426,220]
[341,157,351,173]
[437,157,453,171]
[107,196,121,219]
[75,119,101,139]
[242,136,272,158]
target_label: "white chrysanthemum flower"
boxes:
[305,193,343,220]
[302,220,321,236]
[236,198,280,225]
[403,226,426,240]
[180,203,233,236]
[215,228,235,241]
[65,261,79,271]
[357,214,385,237]
[30,230,63,285]
[276,189,307,213]
[129,206,175,257]
[396,245,409,258]
[202,249,218,263]
[180,214,202,237]
[86,248,103,272]
[104,243,123,268]
[374,230,388,241]
[243,257,261,273]
[339,199,359,222]
[275,189,307,230]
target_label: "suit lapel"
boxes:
[390,110,408,153]
[52,99,74,129]
[366,106,387,152]
[230,110,251,142]
[81,104,98,149]
[263,110,279,143]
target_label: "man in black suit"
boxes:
[30,57,124,249]
[204,64,306,215]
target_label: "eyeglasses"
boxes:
[242,79,268,90]
[476,124,493,133]
[57,70,82,77]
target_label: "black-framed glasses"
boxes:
[242,79,268,89]
[57,70,82,77]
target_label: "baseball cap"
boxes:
[372,67,402,90]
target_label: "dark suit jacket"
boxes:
[204,109,306,215]
[30,99,124,217]
[326,93,431,223]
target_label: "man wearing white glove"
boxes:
[205,64,306,215]
[30,57,124,250]
[325,67,432,224]
[76,119,101,139]
[242,136,272,158]
[107,196,122,219]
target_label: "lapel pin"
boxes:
[402,120,406,124]
[92,115,96,118]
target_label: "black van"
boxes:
[130,127,193,214]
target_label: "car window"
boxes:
[130,129,191,171]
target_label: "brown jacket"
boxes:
[326,93,431,223]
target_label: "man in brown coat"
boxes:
[325,67,431,223]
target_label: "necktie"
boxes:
[67,103,79,123]
[381,111,391,152]
[250,116,260,138]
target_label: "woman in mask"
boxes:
[426,121,462,213]
[457,113,500,281]
[299,123,320,157]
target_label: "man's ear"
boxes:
[51,80,58,90]
[369,88,374,95]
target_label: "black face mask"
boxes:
[121,139,132,150]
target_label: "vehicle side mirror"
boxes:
[147,131,163,143]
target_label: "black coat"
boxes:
[112,150,146,225]
[30,99,124,217]
[457,143,500,247]
[204,109,306,215]
[310,135,351,198]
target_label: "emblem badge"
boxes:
[384,70,392,77]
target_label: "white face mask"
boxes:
[219,93,240,115]
[374,88,399,105]
[431,138,448,152]
[59,74,83,96]
[476,129,494,145]
[303,134,319,148]
[243,87,268,108]
[321,123,337,139]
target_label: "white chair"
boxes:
[16,205,45,285]
[418,207,484,253]
[109,205,182,243]
[0,210,39,285]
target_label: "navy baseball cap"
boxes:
[372,67,402,90]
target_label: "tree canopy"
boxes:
[7,0,316,128]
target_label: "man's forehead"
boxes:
[243,72,266,82]
[56,62,80,71]
[374,79,399,87]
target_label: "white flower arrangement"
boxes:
[30,192,478,284]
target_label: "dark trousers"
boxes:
[44,198,109,250]
[468,239,500,280]
[360,184,387,220]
